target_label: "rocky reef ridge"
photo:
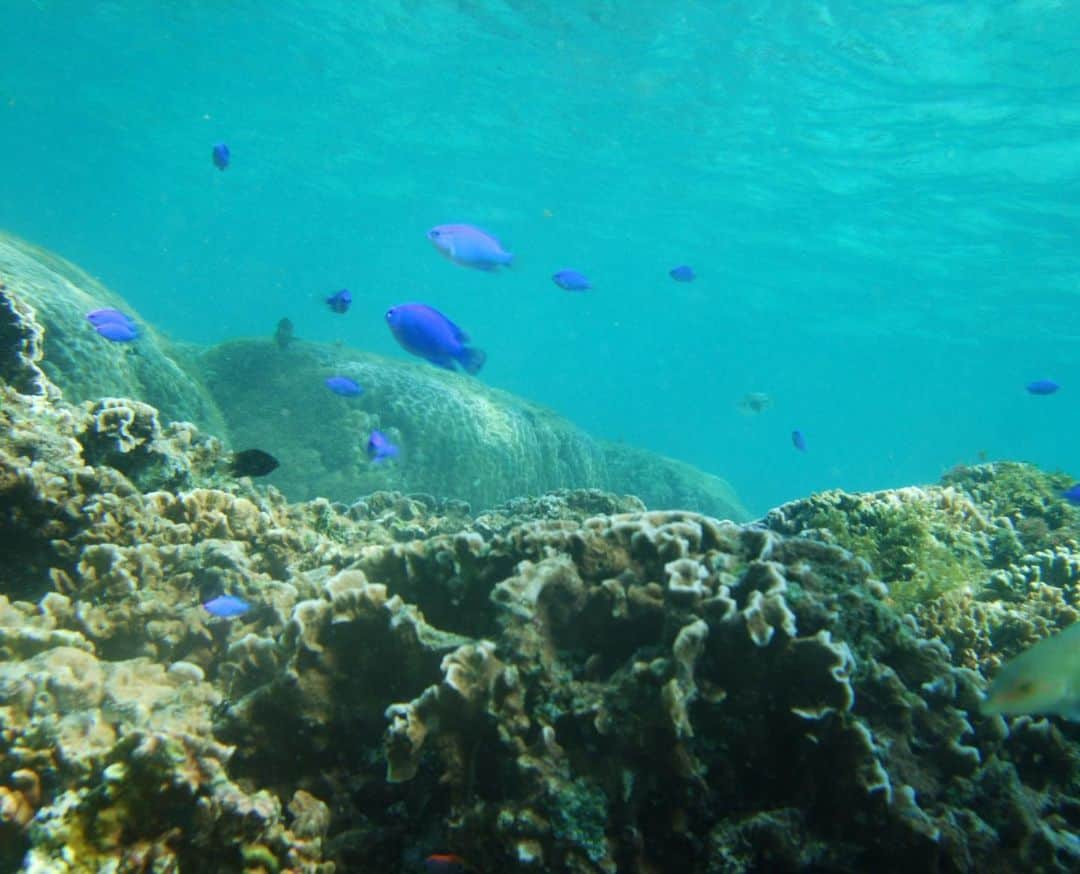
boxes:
[1,354,1079,871]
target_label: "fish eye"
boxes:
[428,229,440,238]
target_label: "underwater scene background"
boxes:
[4,1,1080,514]
[3,3,1080,874]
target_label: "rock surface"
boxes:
[2,366,1079,872]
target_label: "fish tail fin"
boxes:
[460,346,486,375]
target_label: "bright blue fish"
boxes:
[386,303,485,374]
[367,430,399,463]
[95,321,138,342]
[669,265,695,282]
[326,289,352,314]
[552,269,591,291]
[1026,379,1060,395]
[86,308,131,326]
[212,142,230,170]
[427,224,513,271]
[325,375,363,397]
[791,430,807,452]
[1062,484,1080,505]
[202,594,250,618]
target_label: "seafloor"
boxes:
[2,238,1080,872]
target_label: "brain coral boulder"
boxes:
[0,230,225,435]
[198,339,748,518]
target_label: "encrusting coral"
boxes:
[2,322,1080,869]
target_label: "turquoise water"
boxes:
[3,1,1079,514]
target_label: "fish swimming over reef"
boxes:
[669,264,695,282]
[1025,379,1060,395]
[367,430,399,463]
[1063,484,1080,505]
[325,375,363,397]
[87,308,138,342]
[230,448,279,477]
[326,289,352,314]
[427,224,513,271]
[552,269,591,291]
[212,142,230,170]
[981,622,1080,720]
[385,303,486,374]
[202,595,251,618]
[275,318,294,350]
[791,429,807,452]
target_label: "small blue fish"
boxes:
[1062,484,1080,505]
[552,269,591,291]
[95,321,138,343]
[791,430,807,452]
[669,265,695,282]
[86,308,131,326]
[1026,379,1060,395]
[367,430,399,464]
[202,594,250,618]
[386,303,485,374]
[325,375,363,397]
[212,142,230,171]
[428,224,513,271]
[326,289,352,314]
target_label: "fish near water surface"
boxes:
[427,224,513,271]
[385,303,485,374]
[981,622,1080,720]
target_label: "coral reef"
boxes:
[3,319,1080,869]
[0,230,227,436]
[200,339,748,518]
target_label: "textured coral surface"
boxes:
[2,360,1080,872]
[1,235,1078,873]
[1,233,746,519]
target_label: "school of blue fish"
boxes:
[78,143,1080,745]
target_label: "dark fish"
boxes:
[367,430,399,463]
[275,318,294,350]
[669,264,695,282]
[230,448,279,477]
[791,430,807,452]
[326,289,352,314]
[1026,379,1060,395]
[202,594,251,618]
[737,392,772,414]
[1062,484,1080,505]
[425,854,467,874]
[552,269,592,291]
[325,375,363,397]
[385,303,485,374]
[212,142,230,170]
